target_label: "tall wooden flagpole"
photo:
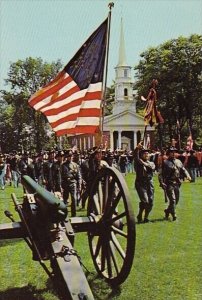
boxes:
[99,2,114,147]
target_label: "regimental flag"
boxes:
[28,18,108,136]
[186,133,193,150]
[143,88,164,127]
[142,80,164,127]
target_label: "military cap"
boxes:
[64,149,73,157]
[47,149,55,155]
[189,150,195,154]
[37,151,44,156]
[140,148,150,155]
[107,153,114,159]
[56,150,64,157]
[73,150,80,155]
[178,149,184,154]
[166,146,178,154]
[91,148,102,157]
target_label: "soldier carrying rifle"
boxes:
[158,147,191,221]
[61,150,82,217]
[134,142,156,223]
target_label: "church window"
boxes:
[124,69,128,77]
[124,88,128,96]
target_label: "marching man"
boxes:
[158,147,191,221]
[134,142,156,223]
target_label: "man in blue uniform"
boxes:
[158,147,191,221]
[134,142,155,223]
[61,150,82,217]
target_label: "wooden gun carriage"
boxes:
[0,166,136,300]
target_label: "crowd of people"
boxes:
[0,145,201,219]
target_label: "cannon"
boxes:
[0,166,136,299]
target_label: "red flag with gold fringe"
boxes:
[142,79,164,127]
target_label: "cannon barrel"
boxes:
[21,175,67,223]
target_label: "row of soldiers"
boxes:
[1,148,108,216]
[1,146,201,221]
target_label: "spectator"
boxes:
[187,150,199,182]
[0,154,6,190]
[118,151,128,176]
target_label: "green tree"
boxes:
[104,80,115,116]
[134,34,202,148]
[0,57,63,152]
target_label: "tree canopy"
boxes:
[0,57,62,153]
[134,34,202,148]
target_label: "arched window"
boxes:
[124,88,128,97]
[124,69,128,77]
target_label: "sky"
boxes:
[0,0,202,90]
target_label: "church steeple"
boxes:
[117,18,127,67]
[113,18,136,114]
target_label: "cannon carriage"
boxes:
[0,165,136,300]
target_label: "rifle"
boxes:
[158,163,168,203]
[163,187,168,203]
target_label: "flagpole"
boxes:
[176,119,181,149]
[142,125,147,148]
[100,2,114,146]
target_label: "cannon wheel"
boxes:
[87,166,136,286]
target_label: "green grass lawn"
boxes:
[0,174,201,300]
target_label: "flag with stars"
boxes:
[28,18,108,136]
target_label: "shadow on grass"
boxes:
[0,238,24,247]
[0,284,50,300]
[87,273,121,300]
[149,217,167,223]
[136,217,166,224]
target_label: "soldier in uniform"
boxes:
[61,150,82,217]
[52,151,64,193]
[80,148,108,208]
[34,152,45,186]
[43,150,55,192]
[134,142,155,223]
[186,150,198,182]
[9,151,20,188]
[18,152,29,176]
[27,154,37,181]
[158,147,191,221]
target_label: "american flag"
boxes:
[28,18,108,136]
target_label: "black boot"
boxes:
[137,213,143,223]
[144,204,152,223]
[172,213,177,221]
[164,209,169,220]
[137,203,144,223]
[144,212,150,223]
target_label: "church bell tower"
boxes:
[113,18,136,115]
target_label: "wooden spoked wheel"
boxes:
[87,166,136,286]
